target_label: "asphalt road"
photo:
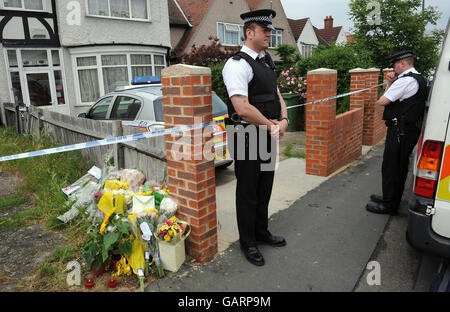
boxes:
[146,143,442,292]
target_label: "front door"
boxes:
[25,72,53,107]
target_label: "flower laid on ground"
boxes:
[278,66,307,98]
[157,217,185,243]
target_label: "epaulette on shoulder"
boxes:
[232,52,243,61]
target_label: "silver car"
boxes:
[78,84,232,168]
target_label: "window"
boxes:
[102,54,128,93]
[77,56,100,103]
[88,96,113,119]
[110,96,142,120]
[217,22,244,46]
[300,44,314,58]
[2,0,43,10]
[75,52,167,104]
[270,29,282,48]
[87,0,149,20]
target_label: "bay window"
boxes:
[74,52,167,104]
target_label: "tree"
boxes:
[349,0,444,77]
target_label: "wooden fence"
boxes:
[0,103,167,183]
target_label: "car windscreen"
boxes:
[212,92,228,117]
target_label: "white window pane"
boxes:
[154,66,164,79]
[87,0,108,16]
[103,67,128,93]
[52,50,60,66]
[54,70,65,105]
[77,56,97,67]
[218,23,224,43]
[4,0,21,8]
[24,0,43,10]
[154,55,165,65]
[131,0,147,19]
[78,69,100,102]
[131,54,152,65]
[21,50,48,67]
[101,54,127,66]
[7,50,18,67]
[225,31,238,45]
[110,0,130,18]
[132,66,153,78]
[225,24,239,32]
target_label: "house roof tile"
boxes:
[287,18,308,41]
[314,25,342,45]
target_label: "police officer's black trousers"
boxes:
[381,125,421,209]
[231,126,277,248]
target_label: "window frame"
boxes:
[85,0,151,22]
[3,48,68,107]
[217,22,244,46]
[0,0,45,11]
[87,95,115,119]
[269,29,283,49]
[73,51,167,106]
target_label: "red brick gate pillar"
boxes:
[305,68,337,176]
[161,64,218,263]
[349,68,384,145]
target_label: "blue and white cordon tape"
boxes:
[0,83,384,163]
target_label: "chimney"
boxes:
[324,16,334,29]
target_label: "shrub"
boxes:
[295,43,373,113]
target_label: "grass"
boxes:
[0,127,90,233]
[283,142,306,159]
[0,193,29,212]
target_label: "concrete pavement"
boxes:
[146,143,390,292]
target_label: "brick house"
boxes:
[169,0,297,62]
[288,15,348,58]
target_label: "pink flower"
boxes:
[298,84,302,88]
[167,221,173,226]
[290,67,293,70]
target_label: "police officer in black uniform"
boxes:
[222,9,288,266]
[366,50,428,215]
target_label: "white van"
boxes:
[407,18,450,258]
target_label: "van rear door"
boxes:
[430,20,450,238]
[433,132,450,238]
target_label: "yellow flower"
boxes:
[164,235,171,242]
[170,217,177,223]
[168,230,174,236]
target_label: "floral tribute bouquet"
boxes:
[156,217,186,244]
[278,67,307,98]
[134,208,165,278]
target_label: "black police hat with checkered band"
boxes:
[240,9,277,31]
[388,50,415,67]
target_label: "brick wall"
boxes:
[161,64,218,264]
[349,68,386,146]
[306,68,363,176]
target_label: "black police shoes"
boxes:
[257,235,287,247]
[366,201,398,215]
[370,194,384,203]
[241,246,265,266]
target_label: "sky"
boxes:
[280,0,450,34]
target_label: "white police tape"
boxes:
[285,83,385,110]
[0,83,385,163]
[0,121,218,163]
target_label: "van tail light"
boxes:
[414,140,444,198]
